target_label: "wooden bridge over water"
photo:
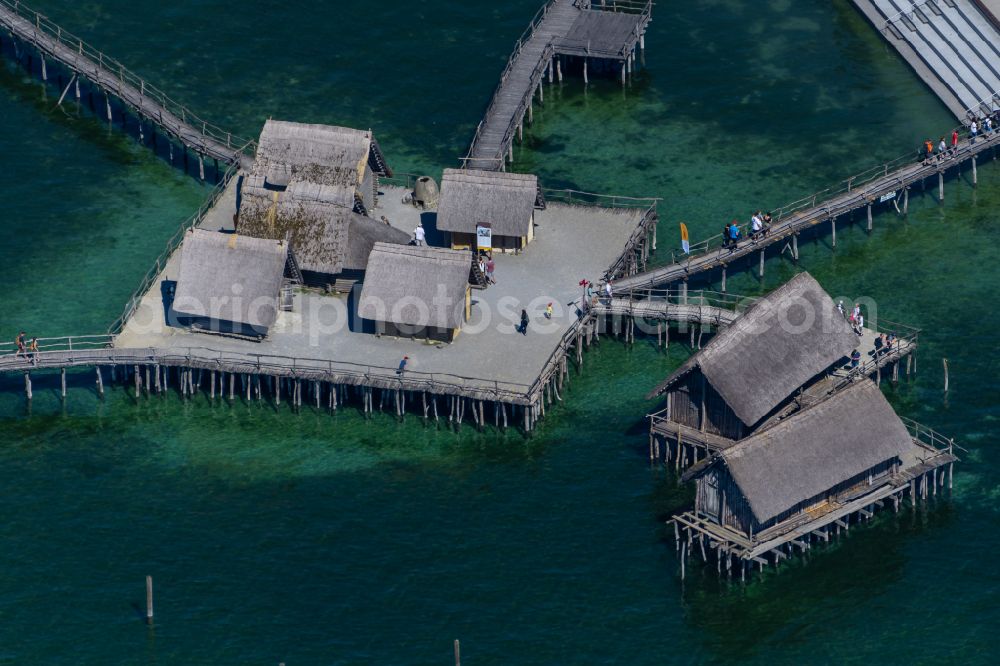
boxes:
[464,0,652,171]
[0,0,254,176]
[612,126,1000,292]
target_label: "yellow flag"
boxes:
[680,223,690,254]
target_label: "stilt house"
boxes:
[237,120,407,286]
[436,169,538,252]
[358,243,472,342]
[647,272,858,461]
[674,379,957,572]
[171,229,288,340]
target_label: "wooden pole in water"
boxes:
[454,639,461,666]
[938,171,944,202]
[721,267,727,292]
[866,204,872,232]
[61,368,67,399]
[903,187,909,215]
[24,372,32,401]
[583,59,588,84]
[145,575,154,624]
[758,249,765,279]
[943,358,949,392]
[972,155,978,186]
[96,367,104,398]
[792,233,799,261]
[831,216,836,247]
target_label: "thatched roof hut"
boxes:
[172,229,288,339]
[436,169,538,250]
[237,198,409,282]
[358,243,472,342]
[648,272,857,430]
[242,120,392,216]
[713,379,912,527]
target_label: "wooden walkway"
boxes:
[0,0,254,168]
[613,129,1000,292]
[464,0,652,170]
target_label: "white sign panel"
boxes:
[476,224,492,250]
[879,191,897,203]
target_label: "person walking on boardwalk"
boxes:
[727,220,740,252]
[604,280,613,304]
[985,116,994,136]
[545,302,553,319]
[28,337,39,365]
[14,331,26,359]
[951,128,959,157]
[486,256,495,284]
[762,212,772,237]
[750,211,763,241]
[837,300,845,318]
[721,224,731,249]
[396,356,409,375]
[413,224,426,246]
[937,137,947,161]
[923,139,934,164]
[851,349,861,369]
[519,309,529,336]
[970,120,978,145]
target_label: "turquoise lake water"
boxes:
[0,0,998,662]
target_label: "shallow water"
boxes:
[0,0,997,663]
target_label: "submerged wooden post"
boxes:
[24,372,32,401]
[96,367,105,398]
[943,358,949,392]
[938,171,944,202]
[721,267,727,292]
[792,233,799,261]
[145,575,154,624]
[972,155,978,186]
[758,249,765,279]
[61,368,67,399]
[583,59,588,84]
[556,57,562,82]
[903,187,909,214]
[454,639,461,666]
[866,204,872,232]
[831,216,837,247]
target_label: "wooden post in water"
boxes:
[454,639,461,666]
[145,575,154,625]
[61,368,67,399]
[721,267,727,292]
[758,249,765,279]
[938,171,944,202]
[831,216,836,247]
[866,204,872,233]
[24,372,32,401]
[903,187,909,215]
[583,59,588,84]
[556,57,562,82]
[972,155,978,187]
[792,233,799,261]
[96,367,104,398]
[943,358,949,392]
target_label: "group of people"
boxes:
[922,111,1000,164]
[838,301,866,336]
[477,252,496,285]
[13,331,39,364]
[722,211,772,251]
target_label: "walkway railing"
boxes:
[106,162,239,336]
[0,334,114,355]
[0,0,256,159]
[901,416,962,454]
[663,126,1000,263]
[543,188,659,209]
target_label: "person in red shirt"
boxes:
[951,129,959,157]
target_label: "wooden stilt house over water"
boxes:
[241,120,392,215]
[237,120,408,287]
[436,169,539,252]
[171,229,288,340]
[647,272,859,466]
[358,243,472,342]
[672,380,957,577]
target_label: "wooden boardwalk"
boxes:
[613,129,1000,291]
[0,0,254,169]
[465,0,652,170]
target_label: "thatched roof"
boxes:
[436,169,537,237]
[647,272,858,426]
[718,379,913,523]
[243,120,390,208]
[358,243,470,330]
[237,197,408,275]
[173,229,288,330]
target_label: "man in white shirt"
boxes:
[413,224,426,246]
